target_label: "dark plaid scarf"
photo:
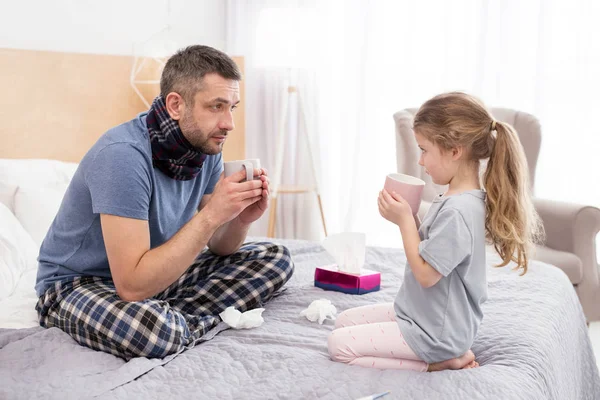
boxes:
[146,95,207,180]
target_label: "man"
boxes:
[35,45,294,360]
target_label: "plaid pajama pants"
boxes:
[35,242,294,360]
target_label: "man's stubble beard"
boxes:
[179,113,224,155]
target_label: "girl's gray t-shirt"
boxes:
[394,190,488,364]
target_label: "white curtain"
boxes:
[226,0,600,248]
[225,0,324,240]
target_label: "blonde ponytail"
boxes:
[484,121,544,274]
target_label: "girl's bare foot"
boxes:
[463,360,479,369]
[427,350,478,372]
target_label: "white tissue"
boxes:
[300,299,337,324]
[322,232,366,274]
[219,307,265,329]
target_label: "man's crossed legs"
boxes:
[36,242,294,359]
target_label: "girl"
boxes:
[327,92,543,371]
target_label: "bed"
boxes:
[1,159,599,400]
[1,49,599,400]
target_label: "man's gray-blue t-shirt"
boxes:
[35,113,223,297]
[394,190,488,364]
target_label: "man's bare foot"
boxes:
[427,350,478,372]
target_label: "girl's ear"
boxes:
[451,146,464,161]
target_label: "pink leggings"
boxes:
[327,303,428,371]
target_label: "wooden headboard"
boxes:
[0,48,245,163]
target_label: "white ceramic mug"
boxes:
[224,158,261,182]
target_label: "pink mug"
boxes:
[383,173,426,215]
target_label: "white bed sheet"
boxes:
[0,158,78,329]
[0,269,39,329]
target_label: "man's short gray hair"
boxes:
[160,45,242,104]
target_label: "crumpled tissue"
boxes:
[219,307,265,329]
[322,232,366,274]
[300,299,337,324]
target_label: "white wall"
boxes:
[0,0,226,55]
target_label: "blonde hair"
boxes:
[413,92,544,274]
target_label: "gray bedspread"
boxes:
[1,238,599,400]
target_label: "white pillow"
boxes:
[0,158,78,221]
[0,203,38,301]
[13,184,69,248]
[0,182,18,212]
[0,158,78,187]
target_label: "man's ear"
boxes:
[164,92,184,120]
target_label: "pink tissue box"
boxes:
[314,264,381,295]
